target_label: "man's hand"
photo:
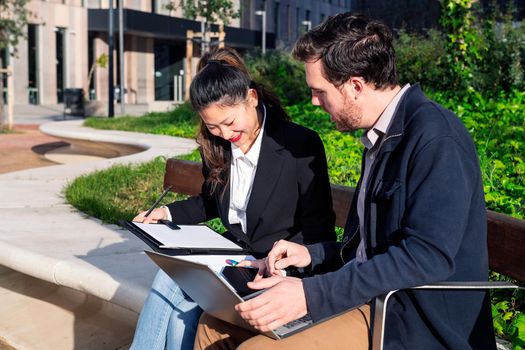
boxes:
[235,276,307,332]
[237,258,287,280]
[266,240,312,275]
[236,259,267,280]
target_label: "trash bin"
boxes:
[63,88,85,118]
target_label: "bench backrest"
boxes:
[164,158,525,283]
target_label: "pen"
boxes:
[144,185,173,218]
[225,259,239,266]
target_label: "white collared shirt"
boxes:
[228,105,266,234]
[355,84,411,263]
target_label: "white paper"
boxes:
[132,223,243,250]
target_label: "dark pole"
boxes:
[108,0,115,118]
[118,0,125,114]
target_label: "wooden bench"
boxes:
[164,158,525,347]
[164,158,525,282]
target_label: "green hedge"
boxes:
[83,91,523,220]
[245,50,310,105]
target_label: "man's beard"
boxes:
[333,95,362,132]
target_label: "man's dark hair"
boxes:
[293,12,398,89]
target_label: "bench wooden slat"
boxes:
[487,211,525,282]
[331,185,354,228]
[164,159,203,196]
[164,158,525,284]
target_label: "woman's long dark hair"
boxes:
[190,47,289,195]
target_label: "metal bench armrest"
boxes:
[372,281,524,350]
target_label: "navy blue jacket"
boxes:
[303,85,495,349]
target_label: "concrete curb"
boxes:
[0,120,198,314]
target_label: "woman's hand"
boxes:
[133,208,167,224]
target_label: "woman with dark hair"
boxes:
[130,47,335,350]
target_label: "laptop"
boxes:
[145,250,315,339]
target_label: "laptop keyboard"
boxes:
[282,314,313,329]
[273,313,314,337]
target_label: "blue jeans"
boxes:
[130,269,203,350]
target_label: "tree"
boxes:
[0,0,31,129]
[167,0,239,52]
[87,53,108,99]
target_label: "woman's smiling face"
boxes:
[199,88,261,154]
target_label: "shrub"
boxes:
[245,50,310,105]
[490,272,525,349]
[395,1,525,95]
[439,0,483,91]
[286,102,363,186]
[474,4,525,93]
[395,29,447,91]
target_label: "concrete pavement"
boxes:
[11,103,151,125]
[0,124,64,174]
[0,119,198,349]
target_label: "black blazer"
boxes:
[167,110,336,254]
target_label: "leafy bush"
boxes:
[245,50,310,105]
[439,0,483,91]
[395,1,525,95]
[490,272,525,349]
[395,29,447,91]
[287,102,363,186]
[475,4,525,93]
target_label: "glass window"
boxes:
[55,27,65,103]
[151,0,156,13]
[28,24,39,104]
[274,2,280,37]
[154,40,185,101]
[286,4,291,39]
[88,33,96,100]
[1,48,8,105]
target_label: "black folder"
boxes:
[120,220,251,256]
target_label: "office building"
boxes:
[2,0,349,109]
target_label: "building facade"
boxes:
[4,0,349,108]
[5,0,89,106]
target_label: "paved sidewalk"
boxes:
[0,120,198,349]
[0,124,65,174]
[11,103,150,125]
